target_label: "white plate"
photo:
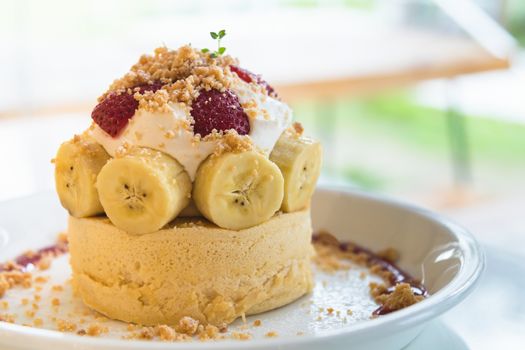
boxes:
[0,188,483,350]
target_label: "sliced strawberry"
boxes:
[91,93,137,137]
[91,83,162,137]
[191,89,250,137]
[230,65,253,84]
[230,65,276,96]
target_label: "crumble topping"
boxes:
[86,323,109,336]
[0,271,32,298]
[99,45,241,113]
[292,122,304,136]
[36,257,52,271]
[35,276,48,284]
[370,283,423,315]
[209,130,254,156]
[113,142,134,158]
[56,319,77,332]
[176,316,199,335]
[241,99,258,119]
[123,318,252,342]
[0,314,16,323]
[312,243,352,272]
[57,232,68,245]
[69,134,107,159]
[51,285,64,292]
[157,325,182,341]
[231,331,252,340]
[312,231,427,317]
[198,324,221,341]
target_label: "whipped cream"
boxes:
[232,81,292,154]
[90,84,292,181]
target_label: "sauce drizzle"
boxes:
[0,242,68,273]
[312,232,428,316]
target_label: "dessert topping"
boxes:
[92,83,162,137]
[312,231,428,317]
[191,89,250,137]
[230,65,276,96]
[90,39,291,179]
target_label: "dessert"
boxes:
[53,33,322,326]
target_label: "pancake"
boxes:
[68,210,314,326]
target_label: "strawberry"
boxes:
[230,65,276,96]
[91,83,162,137]
[91,93,137,137]
[191,89,250,137]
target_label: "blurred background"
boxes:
[0,0,524,348]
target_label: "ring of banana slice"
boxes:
[55,129,322,234]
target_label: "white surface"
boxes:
[0,189,483,349]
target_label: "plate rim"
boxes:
[0,187,485,349]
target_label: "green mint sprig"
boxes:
[201,29,226,58]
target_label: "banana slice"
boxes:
[179,200,201,217]
[54,136,110,217]
[96,148,191,235]
[193,151,284,230]
[270,131,322,212]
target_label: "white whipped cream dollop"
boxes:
[231,81,292,154]
[90,84,292,181]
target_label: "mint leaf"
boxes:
[206,30,227,57]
